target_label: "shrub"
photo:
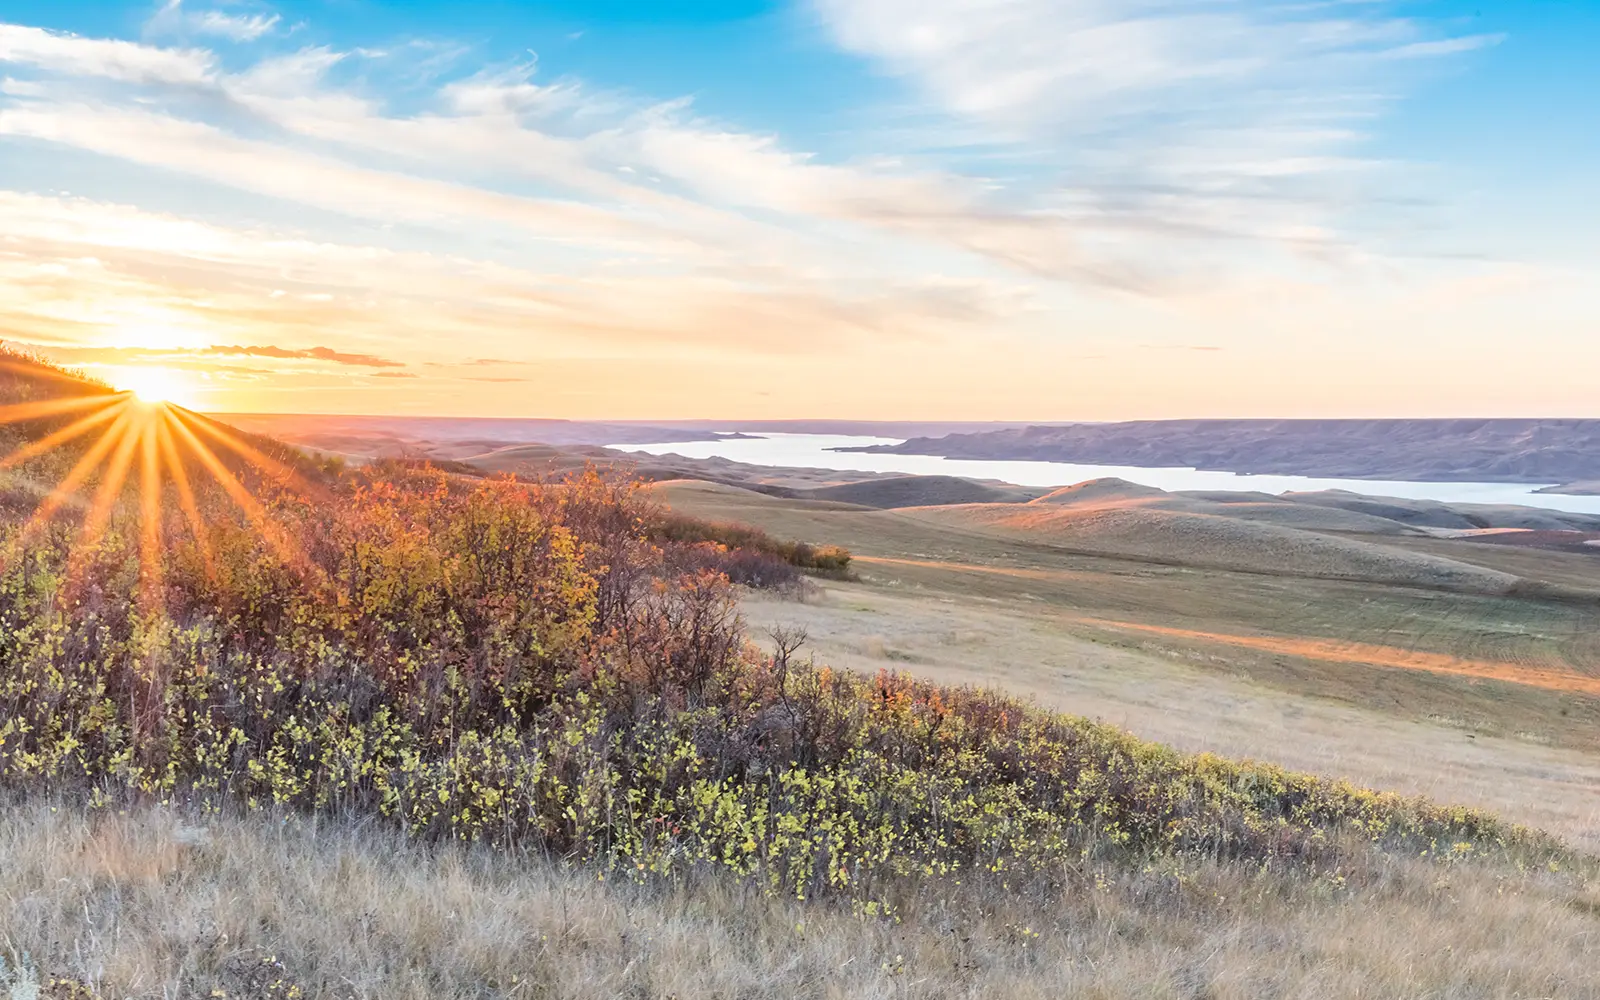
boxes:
[0,352,1549,913]
[665,540,805,592]
[652,512,852,578]
[0,463,1545,917]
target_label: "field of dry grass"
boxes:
[740,586,1600,853]
[5,799,1598,1000]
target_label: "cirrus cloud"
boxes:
[147,1,281,43]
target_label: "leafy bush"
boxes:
[0,354,1549,912]
[0,458,1544,916]
[664,539,805,591]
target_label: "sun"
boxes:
[0,354,319,609]
[114,367,194,408]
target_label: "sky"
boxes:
[0,0,1595,419]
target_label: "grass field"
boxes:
[5,799,1598,1000]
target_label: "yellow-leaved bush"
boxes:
[0,464,1541,909]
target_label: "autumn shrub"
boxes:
[664,539,804,591]
[652,512,852,577]
[0,455,1555,915]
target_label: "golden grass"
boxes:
[4,798,1598,1000]
[802,475,1047,508]
[1081,616,1600,696]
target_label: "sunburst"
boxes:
[0,382,320,608]
[110,366,197,408]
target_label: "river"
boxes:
[609,432,1600,516]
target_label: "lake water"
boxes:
[610,432,1600,517]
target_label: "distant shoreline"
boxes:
[839,418,1600,488]
[1539,482,1600,497]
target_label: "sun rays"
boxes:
[0,386,315,604]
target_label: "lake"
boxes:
[610,432,1600,516]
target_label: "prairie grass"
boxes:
[2,798,1597,999]
[648,478,1600,755]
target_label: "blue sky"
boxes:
[0,1,1594,418]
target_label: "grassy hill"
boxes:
[800,474,1048,508]
[902,501,1519,592]
[0,352,1596,999]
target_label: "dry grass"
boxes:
[741,585,1600,853]
[3,798,1597,1000]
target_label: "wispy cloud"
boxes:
[0,190,1016,370]
[810,0,1493,134]
[0,10,1492,299]
[0,23,213,84]
[214,55,1171,289]
[808,0,1497,261]
[147,1,281,43]
[0,27,1189,289]
[192,11,280,42]
[210,345,406,368]
[0,103,687,253]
